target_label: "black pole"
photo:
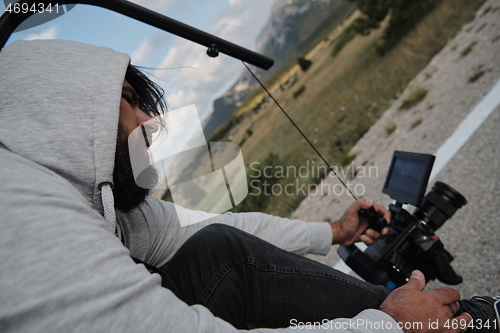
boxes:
[0,0,274,70]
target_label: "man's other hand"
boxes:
[330,198,390,246]
[380,270,472,333]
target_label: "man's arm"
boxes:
[119,196,391,268]
[118,196,333,267]
[329,198,391,246]
[119,195,395,269]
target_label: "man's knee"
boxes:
[198,223,253,242]
[183,224,250,255]
[199,223,239,236]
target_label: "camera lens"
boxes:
[414,181,467,231]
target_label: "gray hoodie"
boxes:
[0,39,401,333]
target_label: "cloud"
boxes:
[131,34,173,64]
[131,40,152,63]
[24,26,59,40]
[154,42,214,102]
[151,38,241,118]
[214,0,273,49]
[228,0,244,6]
[142,0,274,119]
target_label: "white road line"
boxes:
[334,77,500,275]
[429,78,500,182]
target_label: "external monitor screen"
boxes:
[382,151,435,206]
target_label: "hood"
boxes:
[0,39,130,215]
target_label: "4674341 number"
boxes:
[5,2,60,14]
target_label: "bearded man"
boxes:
[2,40,492,333]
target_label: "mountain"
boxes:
[203,0,354,139]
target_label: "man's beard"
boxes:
[113,122,158,213]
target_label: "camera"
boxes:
[337,151,467,290]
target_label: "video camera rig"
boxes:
[338,151,467,289]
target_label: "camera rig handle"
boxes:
[359,206,388,232]
[415,235,463,285]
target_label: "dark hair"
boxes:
[124,64,167,118]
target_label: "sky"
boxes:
[1,0,275,122]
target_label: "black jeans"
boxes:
[161,224,497,332]
[161,224,390,329]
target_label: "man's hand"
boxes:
[380,270,472,333]
[330,198,390,246]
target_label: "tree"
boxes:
[297,57,312,71]
[347,0,441,55]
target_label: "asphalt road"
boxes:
[293,0,500,298]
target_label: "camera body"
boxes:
[338,151,467,289]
